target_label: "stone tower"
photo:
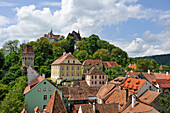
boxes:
[21,45,35,67]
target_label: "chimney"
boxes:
[42,73,45,78]
[44,109,47,113]
[93,102,96,113]
[125,89,129,102]
[166,71,168,76]
[148,70,150,74]
[63,52,66,56]
[132,95,136,109]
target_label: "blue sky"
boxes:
[0,0,170,57]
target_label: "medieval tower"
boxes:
[21,45,35,67]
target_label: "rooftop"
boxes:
[109,76,127,85]
[128,64,137,70]
[82,60,103,66]
[103,61,118,68]
[22,45,34,54]
[156,79,170,88]
[86,67,106,75]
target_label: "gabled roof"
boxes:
[126,72,140,78]
[82,60,103,66]
[23,76,45,95]
[154,73,167,79]
[52,53,79,65]
[97,83,115,99]
[41,30,60,41]
[44,90,67,113]
[128,64,137,70]
[121,78,146,93]
[22,45,34,53]
[159,65,163,70]
[140,72,156,83]
[109,77,127,85]
[156,79,170,88]
[122,101,159,113]
[86,67,106,75]
[57,86,69,97]
[80,103,119,113]
[103,61,118,68]
[139,90,160,104]
[34,106,41,112]
[21,108,27,113]
[68,30,81,41]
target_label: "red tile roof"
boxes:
[109,77,127,85]
[103,61,118,68]
[80,103,119,113]
[128,64,137,70]
[57,86,69,97]
[139,90,160,104]
[86,67,106,75]
[126,72,140,78]
[156,79,170,88]
[44,90,67,113]
[121,78,146,93]
[82,60,103,66]
[52,53,78,65]
[41,33,60,41]
[34,106,41,112]
[22,45,34,53]
[97,83,115,99]
[159,65,163,70]
[141,72,156,84]
[21,108,27,113]
[154,73,167,79]
[122,101,158,113]
[23,76,45,95]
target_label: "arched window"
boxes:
[99,76,101,79]
[95,76,97,79]
[103,76,104,79]
[95,81,97,84]
[91,76,93,79]
[103,81,105,84]
[99,81,101,84]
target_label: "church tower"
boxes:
[21,45,35,67]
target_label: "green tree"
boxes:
[0,76,27,113]
[87,34,99,55]
[93,49,110,61]
[76,50,89,62]
[0,50,5,69]
[0,83,8,101]
[53,46,65,58]
[98,40,109,49]
[75,40,88,50]
[35,56,44,67]
[67,36,76,53]
[159,93,170,113]
[2,40,19,53]
[39,66,48,76]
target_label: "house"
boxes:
[78,103,119,113]
[128,64,137,70]
[96,83,115,104]
[155,79,170,93]
[23,76,62,113]
[159,65,163,70]
[120,78,156,97]
[103,61,118,70]
[85,67,108,86]
[27,66,39,84]
[82,60,103,73]
[67,30,81,41]
[21,45,35,67]
[44,90,68,113]
[58,86,100,112]
[121,95,159,113]
[109,77,127,88]
[51,52,82,82]
[41,29,60,43]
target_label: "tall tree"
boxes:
[76,50,89,63]
[75,40,88,50]
[0,50,5,69]
[93,49,110,61]
[67,36,76,53]
[2,40,19,53]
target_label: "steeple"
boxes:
[50,27,53,35]
[78,30,80,35]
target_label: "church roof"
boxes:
[22,45,34,53]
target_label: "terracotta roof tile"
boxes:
[57,86,69,97]
[121,78,146,93]
[21,108,27,113]
[109,77,127,85]
[86,67,106,75]
[44,90,67,113]
[103,61,118,68]
[156,79,170,88]
[126,72,140,78]
[139,90,160,104]
[141,72,156,83]
[128,64,137,70]
[81,103,118,113]
[159,65,163,70]
[122,101,159,113]
[154,73,167,79]
[52,53,78,65]
[34,106,41,112]
[22,45,34,53]
[23,76,45,95]
[82,60,103,66]
[97,84,115,99]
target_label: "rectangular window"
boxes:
[78,73,79,76]
[43,95,47,100]
[43,87,46,91]
[37,88,41,92]
[72,73,74,76]
[48,87,52,91]
[62,73,64,76]
[72,66,74,70]
[62,66,64,70]
[67,66,69,70]
[78,66,80,70]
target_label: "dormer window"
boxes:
[73,60,75,63]
[68,60,69,63]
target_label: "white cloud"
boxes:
[0,2,16,7]
[0,16,9,26]
[39,1,61,7]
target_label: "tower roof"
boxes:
[22,45,34,54]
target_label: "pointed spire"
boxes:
[78,30,80,35]
[50,27,53,35]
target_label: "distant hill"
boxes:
[135,54,170,66]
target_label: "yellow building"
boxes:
[51,53,82,82]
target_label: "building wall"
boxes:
[85,74,108,86]
[25,79,62,113]
[22,53,35,67]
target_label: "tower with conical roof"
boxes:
[21,45,35,67]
